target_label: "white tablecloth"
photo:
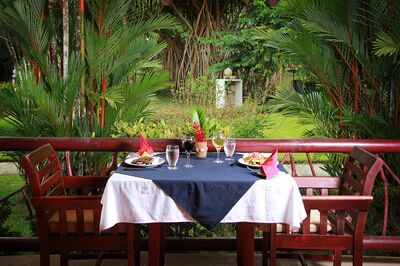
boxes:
[100,171,306,231]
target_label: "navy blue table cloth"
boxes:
[117,153,285,230]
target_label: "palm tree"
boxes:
[254,0,400,139]
[0,0,176,139]
[0,0,177,174]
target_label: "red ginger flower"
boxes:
[193,122,206,142]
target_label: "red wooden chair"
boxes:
[260,146,384,266]
[20,144,136,266]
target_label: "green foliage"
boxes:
[366,181,400,256]
[166,223,235,238]
[0,175,32,241]
[231,113,269,138]
[191,108,218,139]
[0,199,17,236]
[255,0,400,140]
[204,0,289,97]
[113,118,188,138]
[172,72,215,106]
[267,87,341,138]
[0,0,176,175]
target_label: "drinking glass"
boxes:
[166,145,179,170]
[182,136,195,168]
[224,139,236,161]
[211,134,225,163]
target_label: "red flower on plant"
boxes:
[193,122,206,142]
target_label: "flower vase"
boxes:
[194,141,208,159]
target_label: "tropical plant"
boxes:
[172,71,215,106]
[205,0,289,98]
[159,0,281,90]
[254,0,400,177]
[191,108,218,140]
[0,0,175,134]
[255,0,400,138]
[112,118,186,139]
[0,0,176,174]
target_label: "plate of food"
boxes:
[124,155,165,168]
[238,152,272,168]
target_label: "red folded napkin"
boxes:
[260,148,279,179]
[138,133,154,156]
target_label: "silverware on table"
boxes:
[123,167,160,171]
[246,166,259,173]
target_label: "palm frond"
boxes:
[373,32,400,57]
[267,87,340,137]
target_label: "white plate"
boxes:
[124,156,165,168]
[238,158,261,168]
[126,152,161,158]
[238,153,272,168]
[238,153,279,168]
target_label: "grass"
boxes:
[264,113,311,139]
[0,175,33,237]
[0,118,14,161]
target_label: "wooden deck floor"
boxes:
[1,253,400,266]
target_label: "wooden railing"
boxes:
[0,137,399,253]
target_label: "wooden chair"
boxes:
[261,146,384,266]
[20,144,136,266]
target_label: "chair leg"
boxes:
[353,245,363,266]
[39,241,50,266]
[262,231,270,266]
[60,252,68,266]
[135,226,141,266]
[40,250,50,266]
[298,254,308,266]
[269,224,277,266]
[333,249,341,266]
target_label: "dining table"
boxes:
[100,152,307,266]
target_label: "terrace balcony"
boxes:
[1,137,400,266]
[1,253,400,265]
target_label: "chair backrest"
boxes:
[292,146,383,235]
[20,143,64,197]
[340,146,383,196]
[294,146,383,197]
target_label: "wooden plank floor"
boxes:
[1,253,400,266]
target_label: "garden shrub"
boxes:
[172,72,215,107]
[366,181,400,256]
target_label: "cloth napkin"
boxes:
[138,133,154,156]
[260,148,279,179]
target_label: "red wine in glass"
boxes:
[182,137,195,168]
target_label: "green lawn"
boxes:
[0,175,33,237]
[264,113,311,139]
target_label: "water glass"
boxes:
[224,139,236,161]
[166,145,179,170]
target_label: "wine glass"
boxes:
[182,136,195,168]
[166,145,179,170]
[211,134,225,163]
[224,139,236,161]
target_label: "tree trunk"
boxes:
[48,0,58,69]
[62,0,69,79]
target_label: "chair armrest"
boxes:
[302,195,373,211]
[31,195,102,210]
[62,176,109,189]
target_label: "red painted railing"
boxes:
[0,137,399,252]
